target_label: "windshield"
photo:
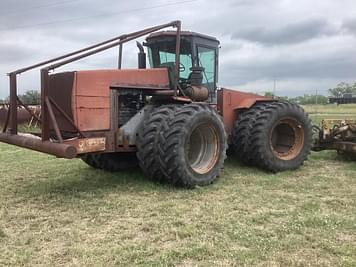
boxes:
[147,39,193,79]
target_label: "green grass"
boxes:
[0,105,356,266]
[303,104,356,124]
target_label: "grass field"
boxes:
[0,105,355,266]
[303,104,356,124]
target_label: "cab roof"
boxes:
[146,31,220,44]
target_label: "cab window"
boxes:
[197,46,216,90]
[147,39,193,80]
[158,51,192,79]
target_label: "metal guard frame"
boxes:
[0,20,182,158]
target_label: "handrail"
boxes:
[10,20,180,75]
[46,21,180,70]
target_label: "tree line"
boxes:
[265,82,356,105]
[328,82,356,97]
[264,92,329,105]
[0,90,41,105]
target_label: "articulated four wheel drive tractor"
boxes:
[0,21,319,188]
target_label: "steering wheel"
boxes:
[179,77,188,83]
[179,63,186,72]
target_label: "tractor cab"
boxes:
[145,31,220,102]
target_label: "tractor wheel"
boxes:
[158,103,227,188]
[136,104,181,182]
[232,102,269,164]
[248,101,312,172]
[81,152,138,171]
[81,154,101,169]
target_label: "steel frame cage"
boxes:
[0,20,182,158]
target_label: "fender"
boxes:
[217,88,274,137]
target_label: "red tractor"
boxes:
[0,21,312,187]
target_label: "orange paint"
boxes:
[71,68,170,131]
[217,88,271,135]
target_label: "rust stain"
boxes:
[72,68,170,131]
[217,88,271,136]
[65,137,106,154]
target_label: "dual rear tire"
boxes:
[232,101,312,172]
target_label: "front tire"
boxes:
[136,105,181,182]
[81,152,138,171]
[158,103,227,188]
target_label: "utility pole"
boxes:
[273,78,276,98]
[315,89,318,114]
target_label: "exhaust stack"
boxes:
[136,41,146,69]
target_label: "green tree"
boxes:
[18,90,40,105]
[277,96,289,101]
[264,91,275,98]
[328,82,356,97]
[289,94,328,105]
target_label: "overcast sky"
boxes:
[1,0,356,99]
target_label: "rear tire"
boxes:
[248,101,312,172]
[232,102,269,164]
[81,152,138,171]
[158,103,227,188]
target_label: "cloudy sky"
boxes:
[0,0,356,99]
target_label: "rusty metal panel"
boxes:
[48,72,76,132]
[76,96,110,109]
[73,68,170,132]
[217,88,271,136]
[64,137,106,154]
[76,108,109,131]
[75,69,170,96]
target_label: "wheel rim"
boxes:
[270,117,304,160]
[186,123,220,174]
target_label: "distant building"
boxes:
[329,94,356,104]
